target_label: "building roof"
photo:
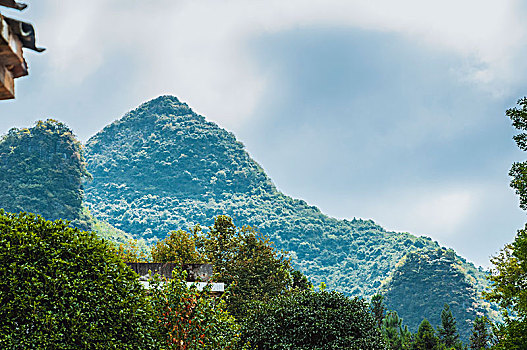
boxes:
[0,0,27,10]
[4,17,44,52]
[0,1,44,99]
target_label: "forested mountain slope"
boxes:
[0,120,141,246]
[382,248,499,342]
[0,120,92,229]
[83,95,487,302]
[0,98,496,338]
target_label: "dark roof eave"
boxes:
[0,0,27,11]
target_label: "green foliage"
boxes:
[0,120,92,230]
[469,317,490,349]
[291,269,313,290]
[149,268,243,349]
[382,248,496,343]
[0,210,157,349]
[412,319,442,350]
[151,228,202,264]
[484,226,527,349]
[481,97,527,349]
[370,294,387,328]
[381,311,412,350]
[241,289,387,349]
[438,304,462,349]
[506,97,527,210]
[153,215,294,318]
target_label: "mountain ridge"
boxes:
[0,96,495,341]
[83,96,485,297]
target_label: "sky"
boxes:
[1,0,527,268]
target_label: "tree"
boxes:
[151,228,202,264]
[382,310,412,350]
[482,97,527,349]
[153,215,295,318]
[484,227,527,349]
[412,319,442,350]
[291,269,313,290]
[370,294,387,328]
[438,304,462,349]
[148,268,244,350]
[469,317,490,349]
[506,97,527,210]
[241,289,386,349]
[0,210,158,349]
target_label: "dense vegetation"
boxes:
[241,290,386,349]
[83,96,484,293]
[0,119,147,252]
[82,96,495,337]
[152,215,296,317]
[482,97,527,349]
[0,210,158,349]
[148,268,243,349]
[0,120,92,229]
[382,248,498,343]
[0,97,499,342]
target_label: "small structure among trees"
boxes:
[0,0,44,100]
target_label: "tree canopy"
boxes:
[0,210,157,349]
[483,97,527,349]
[241,289,386,349]
[152,215,295,317]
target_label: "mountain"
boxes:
[0,120,92,229]
[83,96,489,301]
[381,248,499,342]
[0,119,145,249]
[0,97,496,339]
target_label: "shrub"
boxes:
[241,289,386,349]
[0,210,158,349]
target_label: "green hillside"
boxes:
[83,95,488,304]
[0,120,142,249]
[0,120,92,229]
[381,248,500,343]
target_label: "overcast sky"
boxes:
[2,0,526,267]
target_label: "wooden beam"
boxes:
[0,15,27,78]
[0,0,27,10]
[0,63,14,99]
[0,15,24,67]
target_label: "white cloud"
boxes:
[30,0,527,127]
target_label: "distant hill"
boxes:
[0,119,143,248]
[0,120,92,229]
[381,248,499,343]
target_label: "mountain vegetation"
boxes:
[0,120,92,229]
[84,96,457,293]
[0,96,500,343]
[0,119,148,252]
[382,248,498,343]
[83,96,495,334]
